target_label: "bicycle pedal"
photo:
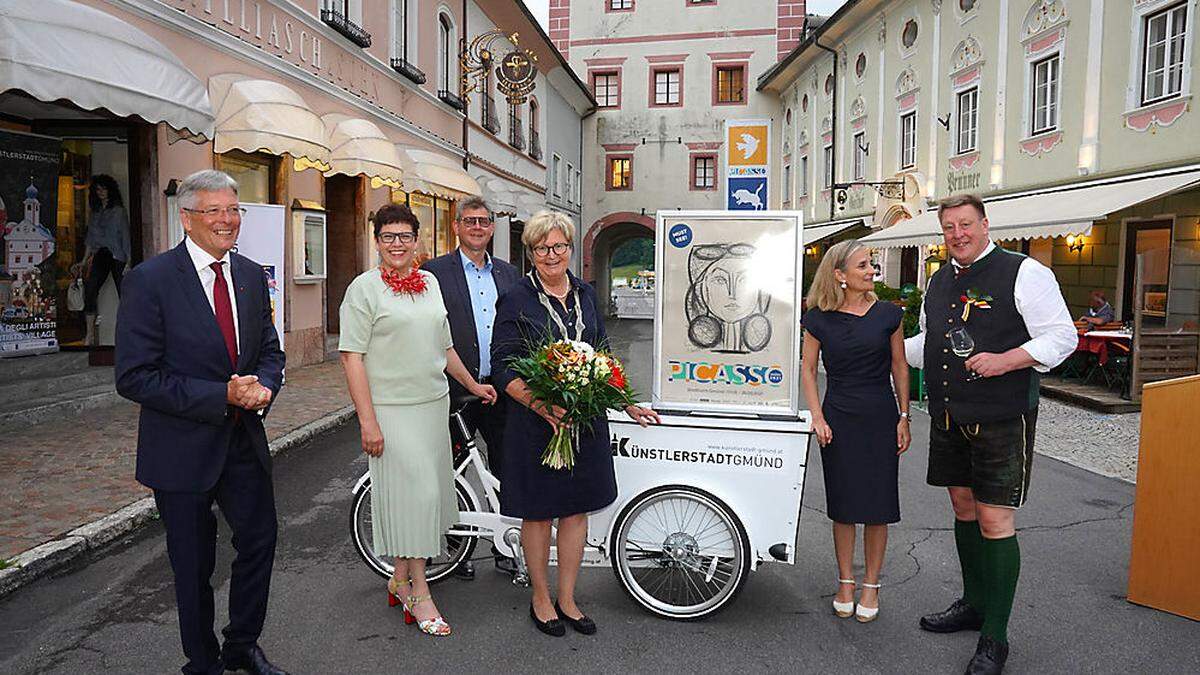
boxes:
[512,573,530,588]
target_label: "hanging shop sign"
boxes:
[652,210,804,417]
[0,129,61,357]
[724,119,771,211]
[234,203,287,349]
[461,30,538,106]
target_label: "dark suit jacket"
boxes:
[115,241,285,493]
[422,250,521,396]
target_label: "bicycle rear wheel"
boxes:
[350,476,479,583]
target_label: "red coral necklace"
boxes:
[380,265,427,297]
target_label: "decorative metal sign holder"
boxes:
[831,180,908,211]
[460,29,538,106]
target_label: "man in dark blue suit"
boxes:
[116,170,287,675]
[422,197,520,577]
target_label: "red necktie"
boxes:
[210,262,238,367]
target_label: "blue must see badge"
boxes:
[669,223,693,248]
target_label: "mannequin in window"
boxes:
[83,175,131,345]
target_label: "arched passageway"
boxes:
[582,212,655,315]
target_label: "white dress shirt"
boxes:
[904,241,1077,372]
[185,236,241,353]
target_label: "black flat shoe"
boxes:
[554,601,597,635]
[222,645,289,675]
[919,599,984,633]
[964,634,1009,674]
[530,603,565,637]
[454,561,476,580]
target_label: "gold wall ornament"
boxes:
[460,29,538,106]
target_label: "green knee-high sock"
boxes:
[980,535,1021,643]
[954,519,986,612]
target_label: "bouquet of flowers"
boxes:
[508,337,638,470]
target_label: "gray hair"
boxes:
[177,170,239,209]
[522,210,575,248]
[457,196,493,221]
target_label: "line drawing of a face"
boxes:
[685,243,772,353]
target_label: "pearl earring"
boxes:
[840,281,847,289]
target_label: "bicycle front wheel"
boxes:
[350,476,479,583]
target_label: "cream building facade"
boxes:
[759,0,1200,327]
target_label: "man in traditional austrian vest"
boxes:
[904,194,1077,675]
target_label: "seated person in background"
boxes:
[1080,290,1115,327]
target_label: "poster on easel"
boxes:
[0,129,62,357]
[234,203,286,350]
[652,210,804,417]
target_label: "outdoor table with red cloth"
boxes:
[1075,329,1132,366]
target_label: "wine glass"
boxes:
[948,327,983,381]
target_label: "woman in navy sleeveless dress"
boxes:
[801,240,911,623]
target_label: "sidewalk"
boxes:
[0,360,353,593]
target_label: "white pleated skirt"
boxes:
[369,395,457,558]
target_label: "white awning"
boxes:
[397,146,482,199]
[209,75,329,163]
[803,217,871,246]
[860,168,1200,248]
[0,0,213,135]
[322,114,404,186]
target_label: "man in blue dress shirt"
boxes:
[422,198,522,574]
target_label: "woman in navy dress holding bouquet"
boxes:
[491,210,658,637]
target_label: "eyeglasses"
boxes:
[378,232,417,244]
[458,216,493,228]
[183,206,247,219]
[531,242,572,258]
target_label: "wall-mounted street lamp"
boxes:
[1067,234,1086,254]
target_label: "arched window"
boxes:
[529,98,541,159]
[437,13,454,94]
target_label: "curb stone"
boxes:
[0,405,355,600]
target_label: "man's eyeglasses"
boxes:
[183,206,247,219]
[458,216,493,228]
[378,232,417,244]
[531,242,572,258]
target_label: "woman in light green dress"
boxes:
[339,204,496,637]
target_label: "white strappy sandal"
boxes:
[832,578,856,618]
[855,582,881,623]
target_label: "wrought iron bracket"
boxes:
[831,180,907,208]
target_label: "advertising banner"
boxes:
[653,210,803,416]
[0,129,62,357]
[234,203,286,349]
[724,119,770,211]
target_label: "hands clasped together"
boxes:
[226,374,273,411]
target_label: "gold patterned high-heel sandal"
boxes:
[404,593,452,636]
[833,578,856,618]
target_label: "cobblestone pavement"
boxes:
[1032,398,1141,483]
[0,361,351,561]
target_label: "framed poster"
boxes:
[234,203,286,349]
[652,210,804,417]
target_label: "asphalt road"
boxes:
[2,319,1197,673]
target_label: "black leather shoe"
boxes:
[529,603,565,637]
[964,634,1009,674]
[554,601,597,635]
[222,645,289,675]
[454,560,476,580]
[919,598,984,633]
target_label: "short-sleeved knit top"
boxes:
[338,268,454,405]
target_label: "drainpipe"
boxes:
[461,0,469,171]
[814,34,837,222]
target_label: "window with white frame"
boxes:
[1142,3,1189,105]
[692,155,716,189]
[610,0,633,10]
[593,72,620,108]
[552,154,562,197]
[392,0,409,61]
[573,168,582,203]
[437,14,454,93]
[654,68,681,105]
[565,163,575,204]
[823,145,833,189]
[900,112,917,169]
[853,132,866,181]
[783,164,792,203]
[1031,54,1060,135]
[957,87,979,154]
[799,156,808,196]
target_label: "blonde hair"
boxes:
[522,209,575,249]
[807,239,876,311]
